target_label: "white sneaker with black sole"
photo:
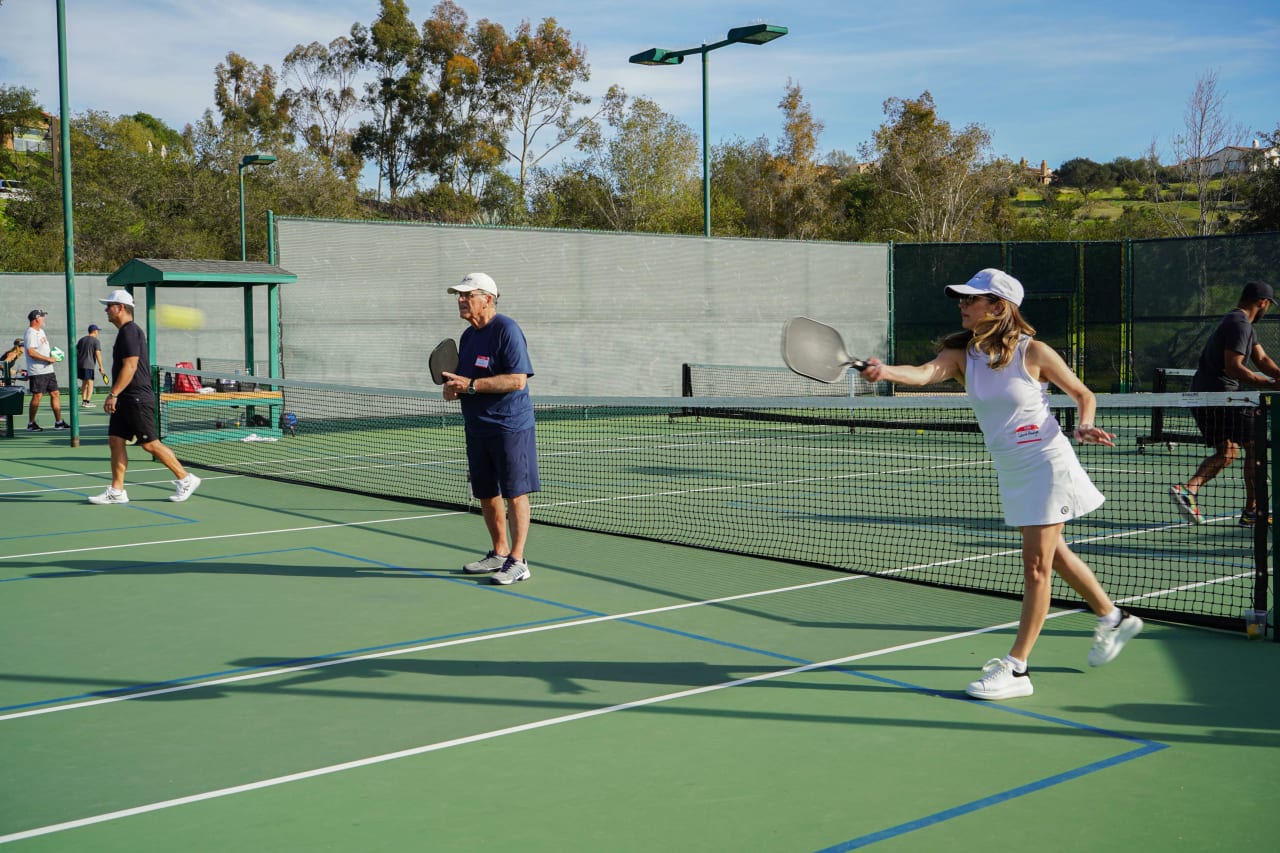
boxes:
[490,557,531,585]
[1088,611,1144,666]
[88,488,129,505]
[463,551,508,574]
[965,658,1033,700]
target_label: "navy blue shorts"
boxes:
[466,427,540,500]
[78,368,96,381]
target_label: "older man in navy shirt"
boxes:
[442,272,538,585]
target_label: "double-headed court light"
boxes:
[628,23,788,236]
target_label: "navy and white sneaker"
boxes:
[490,557,531,585]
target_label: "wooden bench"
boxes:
[159,389,284,445]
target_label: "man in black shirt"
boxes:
[89,290,201,505]
[1171,279,1279,525]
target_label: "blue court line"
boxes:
[814,743,1167,852]
[0,473,198,535]
[6,542,1170,848]
[0,519,194,546]
[608,618,1168,852]
[1,544,309,584]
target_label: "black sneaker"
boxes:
[53,421,70,430]
[26,423,43,432]
[1238,509,1273,527]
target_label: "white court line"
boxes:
[0,573,869,722]
[0,509,469,562]
[0,615,1037,845]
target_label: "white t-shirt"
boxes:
[24,326,54,376]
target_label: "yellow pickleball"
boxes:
[156,304,206,330]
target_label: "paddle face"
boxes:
[429,338,459,385]
[781,317,868,384]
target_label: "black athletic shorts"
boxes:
[108,397,160,445]
[1192,405,1261,447]
[78,368,96,381]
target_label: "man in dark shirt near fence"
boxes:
[89,289,201,505]
[1170,279,1279,525]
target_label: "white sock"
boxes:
[1099,608,1122,628]
[1004,655,1027,673]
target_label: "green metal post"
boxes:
[700,45,710,237]
[56,0,79,444]
[266,210,280,378]
[238,166,247,262]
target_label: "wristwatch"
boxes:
[466,378,477,395]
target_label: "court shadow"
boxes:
[16,557,450,581]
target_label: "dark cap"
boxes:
[88,324,100,332]
[28,309,47,322]
[1242,280,1275,302]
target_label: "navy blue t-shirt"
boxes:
[1192,309,1257,392]
[456,314,534,435]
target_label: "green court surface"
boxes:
[2,411,1278,852]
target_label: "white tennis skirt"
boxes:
[992,436,1105,527]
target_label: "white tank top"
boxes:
[965,335,1062,458]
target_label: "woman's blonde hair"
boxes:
[937,298,1036,369]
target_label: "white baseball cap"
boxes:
[99,289,136,307]
[448,272,499,297]
[944,269,1024,307]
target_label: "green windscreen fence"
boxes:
[1131,234,1280,388]
[892,234,1277,393]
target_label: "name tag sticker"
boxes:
[1014,423,1042,444]
[475,355,491,368]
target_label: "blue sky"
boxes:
[3,0,1278,180]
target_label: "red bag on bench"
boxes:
[173,362,201,393]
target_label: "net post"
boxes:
[1267,393,1277,640]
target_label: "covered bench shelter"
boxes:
[105,258,297,378]
[105,259,297,445]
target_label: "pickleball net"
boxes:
[161,368,1271,630]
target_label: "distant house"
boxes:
[1018,158,1054,186]
[1195,140,1279,176]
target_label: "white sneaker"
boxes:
[463,551,508,574]
[965,658,1033,700]
[1088,611,1144,666]
[88,487,129,505]
[490,557,531,585]
[170,474,202,502]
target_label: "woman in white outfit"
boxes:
[861,269,1144,700]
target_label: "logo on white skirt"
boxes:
[1061,506,1070,514]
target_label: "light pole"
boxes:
[238,153,277,261]
[630,24,787,237]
